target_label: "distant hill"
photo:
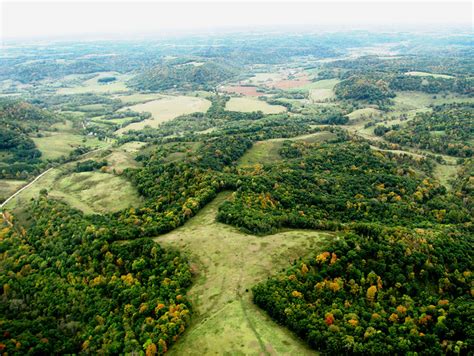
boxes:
[129,61,238,91]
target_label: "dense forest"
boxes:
[380,104,474,157]
[253,226,473,354]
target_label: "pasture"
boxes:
[156,192,330,355]
[116,95,211,133]
[225,97,287,114]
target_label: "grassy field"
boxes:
[32,132,108,160]
[225,97,287,114]
[51,171,142,214]
[238,141,283,167]
[393,91,474,110]
[300,78,340,91]
[102,141,147,173]
[244,72,286,84]
[301,79,340,103]
[57,72,131,94]
[238,132,337,167]
[116,95,211,133]
[156,192,332,355]
[115,93,162,104]
[347,107,381,120]
[309,88,334,102]
[0,179,27,203]
[405,71,454,79]
[4,161,142,215]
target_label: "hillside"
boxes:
[129,61,239,91]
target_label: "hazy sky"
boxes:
[1,0,472,40]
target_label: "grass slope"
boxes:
[156,192,332,355]
[32,132,108,160]
[225,97,287,114]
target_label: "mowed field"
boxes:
[156,192,332,355]
[32,132,108,160]
[225,97,287,114]
[57,72,131,94]
[116,95,211,133]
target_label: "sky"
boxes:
[1,0,472,40]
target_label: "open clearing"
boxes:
[393,91,474,110]
[51,171,142,214]
[347,107,381,120]
[32,132,108,160]
[115,93,162,104]
[244,72,286,84]
[4,167,142,215]
[309,88,334,102]
[225,97,287,114]
[156,192,332,355]
[0,180,27,203]
[3,144,144,215]
[301,78,340,90]
[238,141,283,167]
[57,72,131,94]
[116,96,211,133]
[405,71,454,79]
[238,131,337,167]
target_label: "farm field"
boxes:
[221,85,263,96]
[116,95,212,133]
[225,97,287,114]
[156,192,331,355]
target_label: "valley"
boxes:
[0,28,472,355]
